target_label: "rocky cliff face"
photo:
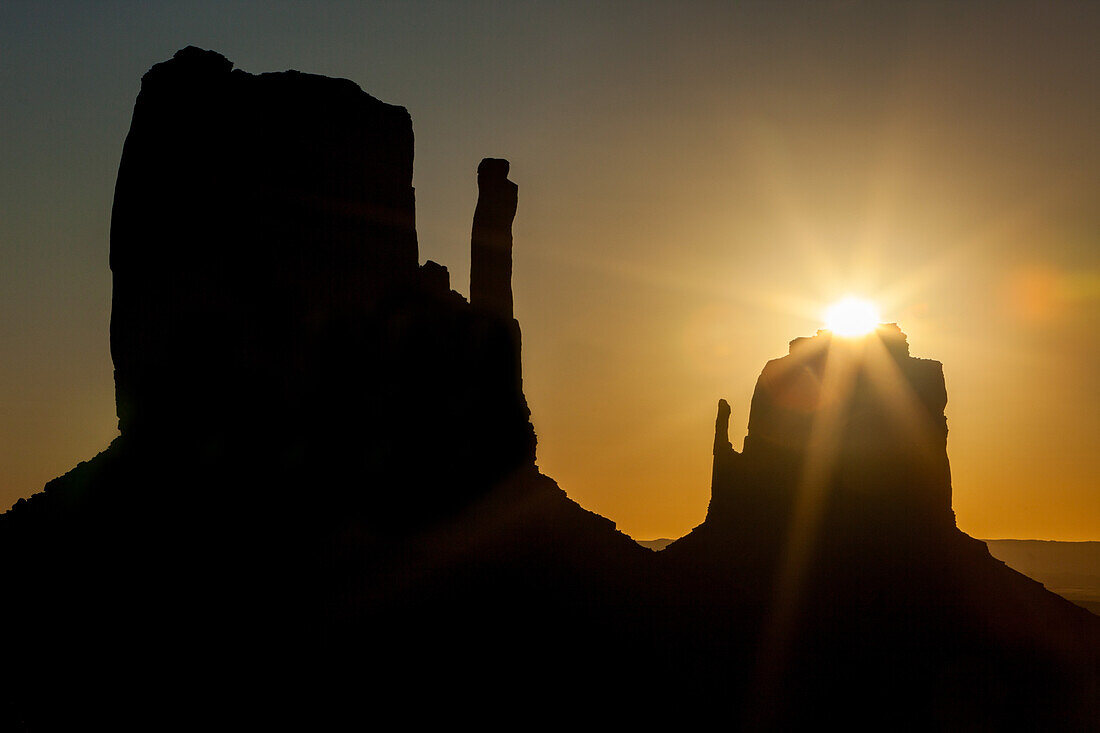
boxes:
[110,47,420,439]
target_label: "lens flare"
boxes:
[824,296,880,337]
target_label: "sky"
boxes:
[2,1,1097,541]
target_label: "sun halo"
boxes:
[823,296,881,337]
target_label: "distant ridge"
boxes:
[639,536,1100,614]
[985,540,1100,615]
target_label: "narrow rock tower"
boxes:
[470,158,518,319]
[707,398,741,518]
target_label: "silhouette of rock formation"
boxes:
[706,324,953,542]
[0,48,571,728]
[470,158,518,320]
[710,397,739,508]
[2,47,1097,731]
[663,324,1099,728]
[104,47,534,523]
[110,46,419,438]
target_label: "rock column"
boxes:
[470,158,518,319]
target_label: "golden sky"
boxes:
[1,1,1097,540]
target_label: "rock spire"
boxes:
[470,158,518,319]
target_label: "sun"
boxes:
[824,296,880,337]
